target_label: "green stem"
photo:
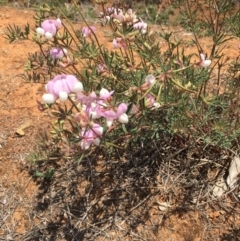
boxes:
[68,96,80,112]
[56,8,80,49]
[73,2,104,58]
[185,0,202,54]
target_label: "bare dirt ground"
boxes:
[0,4,240,241]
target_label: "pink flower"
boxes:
[105,7,115,16]
[58,56,74,68]
[99,88,114,101]
[113,38,127,49]
[145,94,155,108]
[82,26,96,37]
[139,74,156,91]
[77,91,97,105]
[97,103,128,127]
[80,123,103,150]
[97,64,105,73]
[79,99,102,121]
[133,18,147,34]
[36,18,62,39]
[86,102,102,120]
[133,19,147,29]
[124,9,137,23]
[200,53,211,67]
[50,47,67,59]
[99,103,127,118]
[145,74,155,86]
[113,38,120,48]
[111,8,124,22]
[42,74,83,103]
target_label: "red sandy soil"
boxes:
[0,4,240,241]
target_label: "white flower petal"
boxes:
[141,29,147,34]
[106,16,110,23]
[42,93,55,104]
[36,27,45,36]
[80,141,90,150]
[97,126,104,135]
[90,111,101,119]
[201,60,211,68]
[153,102,161,109]
[93,138,101,146]
[100,88,109,97]
[145,74,155,85]
[106,119,113,127]
[59,91,68,101]
[200,53,206,61]
[63,48,68,54]
[118,113,128,124]
[73,82,83,93]
[45,32,53,39]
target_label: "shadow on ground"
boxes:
[19,132,240,241]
